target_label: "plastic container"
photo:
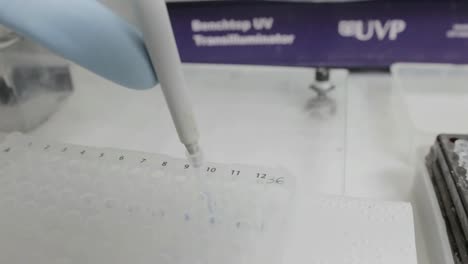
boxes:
[29,64,348,196]
[410,153,454,264]
[391,63,468,264]
[0,25,73,133]
[391,63,468,163]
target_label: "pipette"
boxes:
[135,0,203,167]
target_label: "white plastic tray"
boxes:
[391,63,468,264]
[23,63,433,263]
[31,64,348,195]
[391,63,468,162]
[410,148,454,264]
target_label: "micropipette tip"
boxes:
[185,143,204,168]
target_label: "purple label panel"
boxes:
[168,1,468,68]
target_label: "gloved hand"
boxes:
[0,0,158,89]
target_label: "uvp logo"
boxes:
[338,19,406,41]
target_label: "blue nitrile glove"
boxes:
[0,0,158,89]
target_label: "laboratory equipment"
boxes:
[391,63,468,162]
[2,64,420,263]
[0,132,419,264]
[0,2,422,263]
[391,63,468,262]
[426,134,468,264]
[31,64,348,195]
[310,67,335,97]
[136,0,201,162]
[161,1,468,68]
[0,133,294,264]
[0,26,73,133]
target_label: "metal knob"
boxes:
[310,67,335,97]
